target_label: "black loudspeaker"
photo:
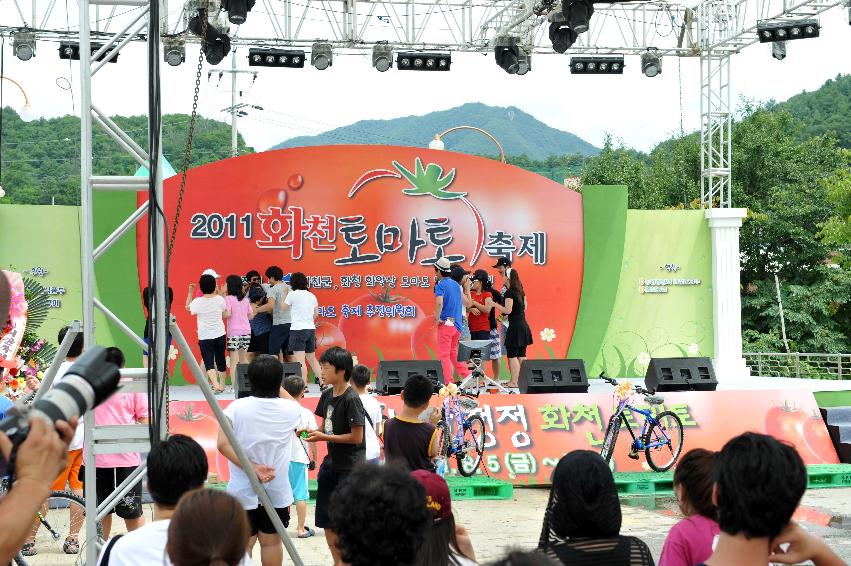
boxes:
[644,357,717,392]
[235,362,302,398]
[518,360,589,394]
[375,360,443,395]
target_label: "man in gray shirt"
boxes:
[261,265,292,360]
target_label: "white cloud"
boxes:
[1,8,848,154]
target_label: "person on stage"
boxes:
[493,269,533,388]
[468,270,502,379]
[433,258,471,386]
[492,257,512,373]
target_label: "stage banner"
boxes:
[169,389,838,486]
[141,147,584,382]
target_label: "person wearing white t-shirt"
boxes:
[21,326,85,556]
[282,375,319,538]
[97,435,209,566]
[350,365,383,464]
[218,355,301,566]
[281,272,323,386]
[186,274,228,393]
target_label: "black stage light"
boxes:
[549,22,578,53]
[247,48,305,68]
[187,10,231,65]
[771,41,787,60]
[641,48,661,77]
[221,0,256,25]
[396,52,451,71]
[58,41,119,63]
[373,43,393,72]
[163,37,185,66]
[564,0,594,34]
[494,36,522,74]
[311,42,333,70]
[757,19,819,43]
[516,49,531,75]
[570,55,624,74]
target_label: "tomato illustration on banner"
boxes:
[137,146,584,375]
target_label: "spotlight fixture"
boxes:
[549,22,578,54]
[757,19,819,43]
[221,0,256,25]
[771,40,787,60]
[163,36,185,66]
[516,49,531,75]
[248,48,305,68]
[570,55,624,74]
[12,30,36,61]
[494,36,522,74]
[563,0,594,34]
[641,48,661,77]
[372,43,393,72]
[396,52,451,71]
[311,42,333,70]
[187,9,231,65]
[58,42,119,63]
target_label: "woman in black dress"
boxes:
[494,269,533,388]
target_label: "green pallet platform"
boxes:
[805,464,851,488]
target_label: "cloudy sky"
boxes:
[1,6,849,152]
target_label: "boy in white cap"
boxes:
[433,258,471,385]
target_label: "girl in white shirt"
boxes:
[186,274,229,393]
[280,272,324,386]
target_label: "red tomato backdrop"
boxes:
[138,146,584,378]
[169,389,838,486]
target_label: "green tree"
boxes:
[818,158,851,267]
[580,135,654,207]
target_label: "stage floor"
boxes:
[168,375,851,402]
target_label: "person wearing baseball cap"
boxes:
[193,268,222,298]
[468,270,503,378]
[410,470,477,566]
[433,258,471,385]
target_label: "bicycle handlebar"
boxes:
[599,372,618,385]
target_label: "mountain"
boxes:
[777,74,851,148]
[269,103,599,160]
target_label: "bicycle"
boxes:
[434,386,486,477]
[599,373,685,472]
[0,477,103,565]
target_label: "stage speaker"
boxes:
[644,357,717,392]
[375,360,443,395]
[518,360,589,394]
[235,362,302,399]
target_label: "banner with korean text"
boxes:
[169,389,838,486]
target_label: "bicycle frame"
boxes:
[442,395,479,458]
[612,395,672,451]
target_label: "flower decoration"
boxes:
[687,343,700,355]
[8,289,27,317]
[539,328,557,342]
[438,383,459,398]
[168,344,180,361]
[615,380,633,401]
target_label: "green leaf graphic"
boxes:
[393,158,464,200]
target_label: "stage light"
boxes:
[516,50,531,75]
[58,42,119,63]
[395,52,451,71]
[494,36,524,75]
[248,48,305,68]
[163,37,185,66]
[570,55,624,74]
[641,48,661,77]
[771,40,787,60]
[187,9,231,65]
[549,22,578,54]
[757,19,819,43]
[373,44,393,72]
[12,31,36,61]
[221,0,256,25]
[564,0,594,34]
[311,42,333,70]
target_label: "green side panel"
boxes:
[567,185,628,371]
[0,205,84,346]
[814,391,851,408]
[92,192,145,365]
[594,210,714,377]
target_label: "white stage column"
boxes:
[706,208,751,381]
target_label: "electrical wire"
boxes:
[1,34,5,189]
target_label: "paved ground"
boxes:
[26,487,851,565]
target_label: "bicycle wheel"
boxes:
[645,411,684,472]
[19,490,103,565]
[434,420,451,458]
[456,415,486,477]
[600,415,621,464]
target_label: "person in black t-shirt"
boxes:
[304,346,365,566]
[142,286,174,369]
[383,374,439,472]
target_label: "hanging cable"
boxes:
[1,34,6,193]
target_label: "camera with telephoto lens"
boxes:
[0,347,121,477]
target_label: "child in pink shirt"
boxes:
[89,347,149,540]
[224,275,254,391]
[659,449,720,566]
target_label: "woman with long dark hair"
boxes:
[167,489,249,566]
[539,451,655,566]
[411,470,477,566]
[224,275,254,391]
[493,269,533,388]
